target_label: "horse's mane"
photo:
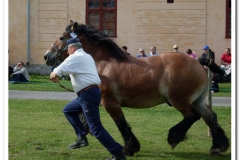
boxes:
[66,23,128,62]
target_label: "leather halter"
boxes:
[51,42,73,92]
[51,43,68,61]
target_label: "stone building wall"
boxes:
[9,0,231,74]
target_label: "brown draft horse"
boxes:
[44,21,229,157]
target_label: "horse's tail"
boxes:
[198,58,224,76]
[194,71,209,106]
[191,69,230,155]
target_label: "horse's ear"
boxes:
[73,22,78,28]
[70,20,74,25]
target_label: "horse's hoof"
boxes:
[210,148,222,156]
[170,143,178,149]
[123,139,140,156]
[123,150,134,157]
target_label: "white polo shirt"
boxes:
[53,48,101,93]
[148,52,159,56]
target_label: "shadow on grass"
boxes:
[134,151,231,160]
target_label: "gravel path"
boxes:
[9,90,231,107]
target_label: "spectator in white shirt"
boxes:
[148,46,159,56]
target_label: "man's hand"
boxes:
[50,72,59,83]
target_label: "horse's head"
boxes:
[44,32,71,66]
[66,20,109,44]
[45,20,128,65]
[66,20,128,62]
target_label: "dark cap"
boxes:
[203,45,209,50]
[66,38,80,47]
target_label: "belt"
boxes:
[77,85,98,95]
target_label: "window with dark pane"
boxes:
[88,0,100,9]
[103,0,115,8]
[86,0,117,37]
[225,0,231,38]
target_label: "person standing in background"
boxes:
[148,46,159,56]
[137,48,147,58]
[220,48,231,70]
[173,45,181,53]
[122,46,131,55]
[220,48,231,82]
[186,49,198,59]
[201,45,215,62]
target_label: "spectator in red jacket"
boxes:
[220,48,231,82]
[221,48,231,68]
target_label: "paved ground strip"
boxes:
[9,90,231,107]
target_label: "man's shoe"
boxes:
[68,136,89,149]
[106,152,126,160]
[8,81,15,84]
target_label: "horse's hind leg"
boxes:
[193,102,229,156]
[114,115,141,156]
[167,106,201,148]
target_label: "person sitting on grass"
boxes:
[9,61,13,81]
[10,62,29,82]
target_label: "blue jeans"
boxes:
[63,87,123,155]
[10,74,28,82]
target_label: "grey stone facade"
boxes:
[27,64,52,75]
[10,64,52,75]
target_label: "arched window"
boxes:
[86,0,117,37]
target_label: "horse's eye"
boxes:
[60,37,65,40]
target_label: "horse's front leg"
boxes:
[103,101,141,156]
[114,115,141,156]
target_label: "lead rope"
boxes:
[207,59,212,67]
[57,80,74,92]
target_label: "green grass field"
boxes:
[9,99,231,160]
[8,74,232,159]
